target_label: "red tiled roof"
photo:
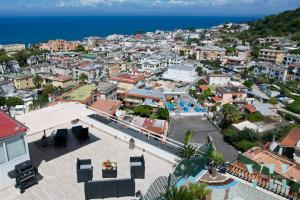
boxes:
[147,126,164,135]
[91,100,122,116]
[280,127,300,147]
[212,96,222,102]
[143,118,154,127]
[199,85,208,92]
[245,104,256,113]
[110,73,144,84]
[0,111,27,139]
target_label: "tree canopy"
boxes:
[221,104,241,125]
[239,7,300,43]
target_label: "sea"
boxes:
[0,16,260,45]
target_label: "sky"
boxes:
[0,0,300,16]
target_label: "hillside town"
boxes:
[1,18,300,200]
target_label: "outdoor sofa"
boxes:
[84,178,135,199]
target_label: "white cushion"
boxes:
[130,162,142,166]
[80,164,92,169]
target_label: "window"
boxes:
[0,142,6,164]
[5,135,26,161]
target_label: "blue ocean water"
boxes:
[0,16,259,45]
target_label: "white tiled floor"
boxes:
[0,121,173,200]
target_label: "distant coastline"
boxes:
[0,16,260,45]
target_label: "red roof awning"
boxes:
[212,96,222,102]
[280,127,300,147]
[0,111,27,139]
[245,104,256,113]
[199,85,208,92]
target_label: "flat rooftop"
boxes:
[0,121,173,200]
[127,88,164,100]
[97,82,117,93]
[61,84,96,102]
[243,148,300,184]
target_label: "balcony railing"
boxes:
[221,164,300,200]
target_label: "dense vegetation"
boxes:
[133,105,169,120]
[224,124,294,152]
[0,49,13,64]
[238,7,300,43]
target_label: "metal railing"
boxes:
[86,105,185,150]
[222,164,300,200]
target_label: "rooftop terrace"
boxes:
[0,121,173,200]
[61,84,96,102]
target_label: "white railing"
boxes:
[85,105,184,149]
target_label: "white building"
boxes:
[0,44,25,52]
[253,62,288,82]
[74,64,104,84]
[206,73,231,86]
[162,65,197,82]
[283,54,300,65]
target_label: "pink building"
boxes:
[40,40,78,52]
[214,86,247,105]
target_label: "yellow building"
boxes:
[258,49,286,64]
[13,75,35,89]
[41,74,73,89]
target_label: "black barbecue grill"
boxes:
[15,160,38,193]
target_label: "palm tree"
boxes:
[208,150,224,178]
[221,104,240,125]
[163,186,194,200]
[188,183,211,200]
[177,144,196,160]
[210,105,217,119]
[184,130,192,145]
[177,130,196,159]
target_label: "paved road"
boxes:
[276,105,300,120]
[168,115,239,162]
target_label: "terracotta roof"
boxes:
[243,148,300,183]
[0,111,27,139]
[91,99,121,116]
[110,73,144,84]
[44,74,72,82]
[280,127,300,147]
[212,96,222,102]
[245,104,256,113]
[143,118,154,127]
[199,85,208,91]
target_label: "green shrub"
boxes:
[157,108,169,120]
[237,128,260,142]
[234,140,255,152]
[286,101,300,114]
[283,113,294,121]
[224,128,238,143]
[246,112,264,122]
[133,105,152,118]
